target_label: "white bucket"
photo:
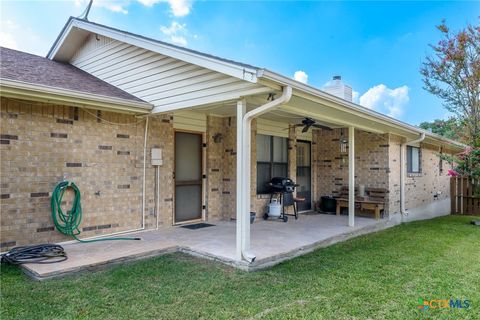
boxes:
[359,184,365,197]
[268,199,281,217]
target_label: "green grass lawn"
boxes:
[1,215,479,319]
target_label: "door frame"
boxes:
[173,129,206,225]
[296,139,313,213]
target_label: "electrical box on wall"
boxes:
[151,148,163,166]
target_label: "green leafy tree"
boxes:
[420,19,480,146]
[419,117,463,141]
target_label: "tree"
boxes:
[443,146,480,196]
[420,19,480,146]
[419,117,463,141]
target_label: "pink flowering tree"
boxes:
[444,146,480,195]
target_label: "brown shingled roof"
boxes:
[0,47,147,104]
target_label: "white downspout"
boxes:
[156,165,160,230]
[400,133,425,218]
[239,86,292,262]
[142,116,149,229]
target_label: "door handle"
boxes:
[173,172,175,180]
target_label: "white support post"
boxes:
[237,86,291,263]
[236,99,246,260]
[241,111,251,254]
[348,126,355,227]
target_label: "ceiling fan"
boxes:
[292,117,332,132]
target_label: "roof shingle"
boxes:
[0,47,147,104]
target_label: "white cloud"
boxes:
[160,21,188,46]
[167,0,191,17]
[107,4,129,14]
[294,70,308,84]
[170,35,187,46]
[359,84,409,118]
[0,19,50,55]
[75,0,128,14]
[0,20,19,49]
[137,0,192,17]
[0,31,18,49]
[160,21,186,35]
[74,0,192,16]
[136,0,157,5]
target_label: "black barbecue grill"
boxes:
[264,177,300,222]
[269,177,296,193]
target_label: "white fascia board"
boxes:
[47,18,76,60]
[49,19,258,83]
[257,69,466,151]
[0,78,152,114]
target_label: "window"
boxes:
[407,146,421,173]
[256,134,288,194]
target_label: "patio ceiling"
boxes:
[177,89,464,152]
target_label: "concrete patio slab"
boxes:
[22,214,393,280]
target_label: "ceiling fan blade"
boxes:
[302,125,311,133]
[312,124,333,131]
[282,123,304,130]
[302,118,315,126]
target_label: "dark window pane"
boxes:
[407,146,412,173]
[257,163,271,194]
[256,135,288,193]
[273,163,288,178]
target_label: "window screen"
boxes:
[256,134,288,194]
[407,146,421,173]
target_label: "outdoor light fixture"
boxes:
[213,133,223,143]
[340,128,348,153]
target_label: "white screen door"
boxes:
[174,132,203,223]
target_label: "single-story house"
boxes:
[0,17,464,263]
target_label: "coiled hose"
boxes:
[1,244,67,264]
[51,181,140,242]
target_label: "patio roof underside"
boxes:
[175,91,461,152]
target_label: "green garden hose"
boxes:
[51,181,140,242]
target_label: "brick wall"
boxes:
[0,97,454,250]
[0,97,173,250]
[387,134,403,214]
[387,134,451,214]
[312,128,390,206]
[404,142,450,209]
[206,116,236,220]
[145,113,174,228]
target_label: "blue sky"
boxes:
[1,1,478,125]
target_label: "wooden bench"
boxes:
[335,187,388,220]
